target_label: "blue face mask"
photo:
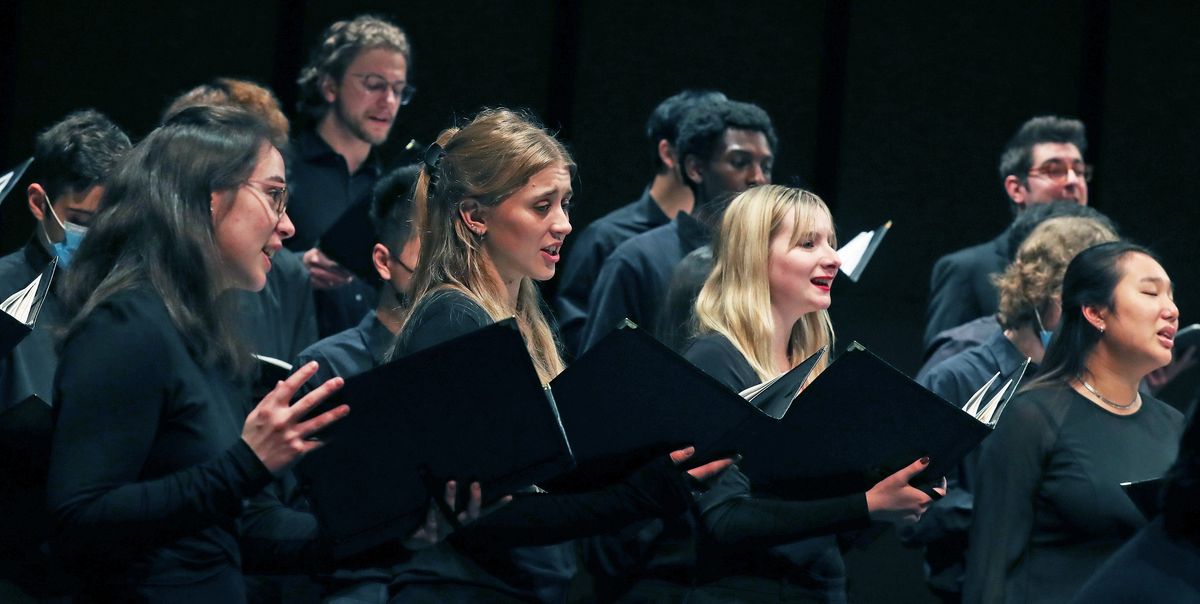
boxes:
[41,196,88,269]
[1034,307,1053,351]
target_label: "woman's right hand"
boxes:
[865,456,942,526]
[670,446,735,484]
[241,361,349,475]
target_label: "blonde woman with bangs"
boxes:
[386,108,731,604]
[677,185,940,603]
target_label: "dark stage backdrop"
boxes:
[3,1,1199,601]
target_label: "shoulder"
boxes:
[1138,394,1187,431]
[0,246,39,293]
[60,289,179,380]
[933,240,997,274]
[612,222,675,258]
[294,326,361,367]
[684,333,756,391]
[1000,385,1075,430]
[397,289,492,356]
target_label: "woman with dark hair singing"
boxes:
[964,241,1186,604]
[386,107,731,603]
[46,106,348,602]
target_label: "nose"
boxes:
[551,206,572,239]
[748,163,768,186]
[277,210,296,240]
[826,245,843,271]
[1164,297,1180,323]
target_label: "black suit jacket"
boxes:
[923,229,1010,348]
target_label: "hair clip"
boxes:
[423,142,445,171]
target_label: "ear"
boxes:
[372,243,392,281]
[210,190,230,221]
[1081,304,1107,333]
[27,184,48,221]
[319,73,338,104]
[457,198,487,236]
[658,139,677,170]
[1004,174,1027,208]
[683,154,705,185]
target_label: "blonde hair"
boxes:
[399,108,572,382]
[694,185,836,382]
[993,216,1118,330]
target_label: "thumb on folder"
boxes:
[865,456,945,527]
[671,446,736,484]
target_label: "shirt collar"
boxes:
[639,188,670,226]
[675,211,712,251]
[361,310,397,365]
[295,128,383,177]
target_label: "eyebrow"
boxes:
[1140,276,1174,290]
[261,175,286,185]
[529,185,571,199]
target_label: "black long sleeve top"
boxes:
[388,288,693,603]
[47,288,285,601]
[681,333,870,601]
[964,383,1184,604]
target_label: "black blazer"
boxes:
[924,229,1010,349]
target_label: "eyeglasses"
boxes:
[241,179,288,219]
[1028,159,1093,183]
[348,72,416,106]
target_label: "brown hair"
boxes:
[162,78,290,147]
[399,108,574,382]
[993,216,1118,330]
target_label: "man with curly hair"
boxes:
[288,14,411,336]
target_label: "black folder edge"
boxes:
[0,257,59,357]
[1173,323,1200,351]
[296,318,575,558]
[544,321,822,492]
[746,345,827,419]
[1120,477,1163,520]
[0,157,33,208]
[843,221,891,282]
[840,341,993,482]
[738,341,994,500]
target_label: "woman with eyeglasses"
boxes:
[385,108,732,603]
[964,241,1186,604]
[46,106,350,603]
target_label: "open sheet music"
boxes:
[0,258,58,357]
[838,220,891,282]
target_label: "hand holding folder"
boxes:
[297,320,575,558]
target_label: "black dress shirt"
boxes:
[579,212,710,354]
[294,309,394,391]
[284,128,380,337]
[554,188,668,354]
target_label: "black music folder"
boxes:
[0,157,33,208]
[0,257,58,357]
[296,319,574,559]
[735,343,994,500]
[1121,477,1163,520]
[545,321,824,491]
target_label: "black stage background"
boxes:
[2,2,1198,601]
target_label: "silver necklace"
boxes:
[1079,378,1139,410]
